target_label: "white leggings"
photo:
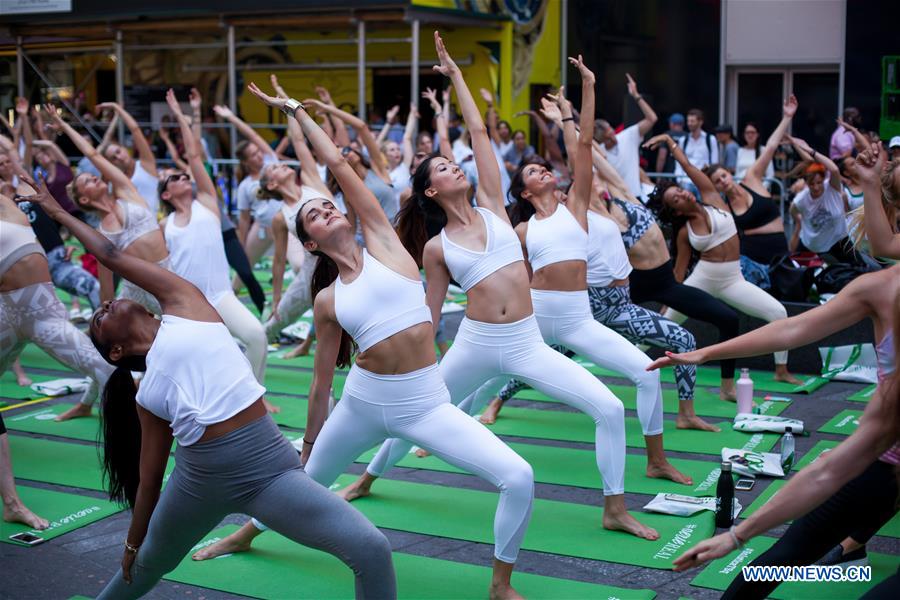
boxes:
[258,363,533,564]
[663,260,789,365]
[214,292,267,384]
[369,314,628,495]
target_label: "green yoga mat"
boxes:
[690,536,896,598]
[1,485,123,546]
[571,357,829,394]
[269,395,310,429]
[513,385,788,419]
[263,368,346,397]
[165,525,657,600]
[484,406,779,455]
[334,474,715,569]
[4,405,100,442]
[817,409,862,436]
[0,372,57,401]
[14,343,72,372]
[349,439,721,496]
[847,384,877,402]
[793,440,840,471]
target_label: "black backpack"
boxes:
[813,264,871,295]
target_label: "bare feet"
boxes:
[13,360,32,387]
[337,476,373,502]
[55,403,93,422]
[414,448,431,458]
[263,398,281,413]
[602,509,659,540]
[191,532,254,561]
[285,335,315,358]
[646,461,693,485]
[3,502,49,530]
[720,378,736,401]
[489,583,524,600]
[676,414,721,432]
[774,366,803,385]
[479,397,503,425]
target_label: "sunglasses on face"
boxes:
[341,146,357,157]
[164,173,190,186]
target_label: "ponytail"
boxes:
[395,154,447,267]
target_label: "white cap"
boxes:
[890,136,900,149]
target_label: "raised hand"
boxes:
[539,97,563,125]
[783,94,798,119]
[314,86,333,106]
[568,54,595,86]
[42,103,64,123]
[247,82,287,111]
[642,133,675,151]
[789,135,813,155]
[479,88,494,105]
[165,89,185,117]
[421,87,441,112]
[301,98,327,114]
[432,31,460,78]
[269,74,289,100]
[854,141,885,185]
[189,87,202,112]
[212,105,234,119]
[16,170,63,216]
[443,86,452,105]
[385,104,400,123]
[15,97,29,116]
[94,101,122,114]
[625,73,640,98]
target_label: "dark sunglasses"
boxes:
[341,146,356,157]
[163,173,190,188]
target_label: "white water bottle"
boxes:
[736,368,754,414]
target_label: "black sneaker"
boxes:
[818,545,869,567]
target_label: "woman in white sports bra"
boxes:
[644,133,800,385]
[158,90,269,407]
[197,50,535,599]
[46,104,171,316]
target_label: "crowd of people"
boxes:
[1,30,898,599]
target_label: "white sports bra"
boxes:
[525,204,587,272]
[99,200,160,251]
[0,221,45,277]
[164,202,231,306]
[440,207,523,292]
[586,211,632,287]
[334,249,432,352]
[687,205,738,253]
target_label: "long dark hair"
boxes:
[394,154,448,267]
[90,331,147,508]
[508,157,550,226]
[295,210,357,367]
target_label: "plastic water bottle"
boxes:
[736,368,754,414]
[715,461,735,528]
[780,427,795,472]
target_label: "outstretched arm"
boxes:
[791,135,842,192]
[157,123,189,172]
[269,75,329,196]
[375,105,399,147]
[836,116,871,154]
[746,95,797,187]
[302,99,390,183]
[213,104,276,160]
[856,143,900,259]
[645,133,726,209]
[96,101,157,177]
[32,139,68,166]
[626,74,658,137]
[480,88,503,147]
[16,98,33,171]
[401,103,417,170]
[568,55,596,223]
[166,90,217,208]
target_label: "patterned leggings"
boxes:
[496,284,696,404]
[0,282,113,406]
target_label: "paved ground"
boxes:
[2,310,898,599]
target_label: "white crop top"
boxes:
[440,207,524,292]
[586,211,632,287]
[687,205,738,253]
[137,315,265,446]
[99,200,160,251]
[525,204,588,272]
[334,249,432,352]
[164,202,232,306]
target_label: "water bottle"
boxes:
[736,368,754,415]
[780,427,795,472]
[715,461,735,528]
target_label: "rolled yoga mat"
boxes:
[164,525,657,600]
[1,485,123,546]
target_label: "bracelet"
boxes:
[634,95,643,102]
[728,525,744,550]
[303,438,315,446]
[561,117,575,123]
[282,98,304,117]
[124,541,140,554]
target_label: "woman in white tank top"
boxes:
[45,104,170,315]
[158,92,270,410]
[197,57,535,598]
[645,133,799,385]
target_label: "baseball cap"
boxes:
[889,136,900,149]
[669,113,685,125]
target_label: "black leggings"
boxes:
[222,228,266,314]
[723,459,899,599]
[629,260,740,379]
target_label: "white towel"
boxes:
[30,378,90,397]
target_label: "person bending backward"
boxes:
[48,104,171,312]
[704,95,797,266]
[21,171,396,600]
[644,133,800,385]
[194,49,536,598]
[856,141,900,259]
[650,266,900,599]
[157,90,272,412]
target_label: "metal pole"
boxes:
[227,24,237,160]
[357,20,366,121]
[718,1,726,124]
[410,20,420,108]
[115,30,125,143]
[16,36,25,98]
[559,0,567,89]
[837,0,847,115]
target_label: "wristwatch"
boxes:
[282,98,304,117]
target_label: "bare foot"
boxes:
[602,510,659,540]
[489,583,524,600]
[55,403,93,422]
[3,503,49,530]
[192,533,253,561]
[646,461,693,485]
[414,448,431,458]
[676,414,721,432]
[479,397,503,425]
[15,373,32,387]
[285,336,314,358]
[774,369,803,385]
[337,480,372,502]
[263,398,281,413]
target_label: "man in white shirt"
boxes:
[674,108,718,190]
[94,101,160,214]
[595,74,658,198]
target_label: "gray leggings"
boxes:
[97,415,396,600]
